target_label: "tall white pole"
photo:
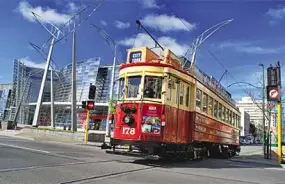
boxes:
[32,37,56,126]
[71,30,77,132]
[50,64,55,128]
[106,44,117,137]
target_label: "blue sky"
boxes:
[0,0,284,101]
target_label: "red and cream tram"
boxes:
[107,46,241,160]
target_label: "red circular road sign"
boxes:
[269,89,279,99]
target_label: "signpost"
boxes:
[266,61,282,164]
[82,83,96,144]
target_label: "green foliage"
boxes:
[249,123,257,137]
[108,94,118,115]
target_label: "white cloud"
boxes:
[66,2,84,15]
[139,0,160,9]
[114,21,130,29]
[141,14,196,33]
[218,41,283,54]
[118,33,188,56]
[266,5,285,25]
[100,20,107,26]
[19,57,46,69]
[16,1,73,25]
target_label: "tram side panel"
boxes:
[192,112,239,146]
[163,105,192,144]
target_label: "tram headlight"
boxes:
[123,114,134,125]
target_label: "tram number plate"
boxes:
[122,127,135,135]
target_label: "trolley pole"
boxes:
[84,109,90,144]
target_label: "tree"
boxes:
[108,94,118,115]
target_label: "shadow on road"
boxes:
[122,154,282,169]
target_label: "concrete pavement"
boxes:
[1,135,285,184]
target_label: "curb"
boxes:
[230,158,280,167]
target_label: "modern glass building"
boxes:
[0,84,13,121]
[6,58,119,131]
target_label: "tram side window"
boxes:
[208,96,213,116]
[213,100,218,118]
[167,79,172,101]
[144,76,163,99]
[118,78,125,99]
[196,89,202,110]
[179,84,184,105]
[202,92,208,113]
[218,103,222,120]
[127,76,141,98]
[229,111,232,125]
[222,106,225,121]
[226,109,229,123]
[232,112,236,127]
[186,86,190,107]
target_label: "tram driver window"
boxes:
[143,76,162,99]
[118,78,125,99]
[127,76,141,98]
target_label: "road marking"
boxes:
[229,164,256,168]
[264,168,285,171]
[0,143,50,154]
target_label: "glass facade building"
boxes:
[6,58,119,131]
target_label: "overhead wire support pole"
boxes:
[71,24,77,132]
[31,0,104,127]
[90,23,117,138]
[183,19,233,69]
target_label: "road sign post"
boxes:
[266,61,282,164]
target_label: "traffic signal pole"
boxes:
[84,109,90,144]
[277,101,282,164]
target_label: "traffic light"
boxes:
[81,101,86,109]
[87,100,95,110]
[88,83,96,100]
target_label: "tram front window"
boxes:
[127,76,141,98]
[144,76,162,99]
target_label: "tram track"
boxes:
[0,158,137,173]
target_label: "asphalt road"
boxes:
[0,135,285,184]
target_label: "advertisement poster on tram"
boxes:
[141,104,162,135]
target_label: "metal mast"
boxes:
[90,24,117,137]
[183,19,233,69]
[31,0,104,126]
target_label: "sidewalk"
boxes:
[230,147,282,167]
[0,129,104,147]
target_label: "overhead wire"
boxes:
[161,0,265,106]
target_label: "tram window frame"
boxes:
[229,111,232,125]
[118,77,125,99]
[214,100,218,118]
[218,103,222,120]
[126,75,142,99]
[222,106,225,121]
[185,86,190,107]
[226,108,229,123]
[143,75,163,99]
[196,89,202,110]
[179,83,184,105]
[167,78,172,101]
[208,96,213,116]
[202,92,208,114]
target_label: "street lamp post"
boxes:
[259,63,267,159]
